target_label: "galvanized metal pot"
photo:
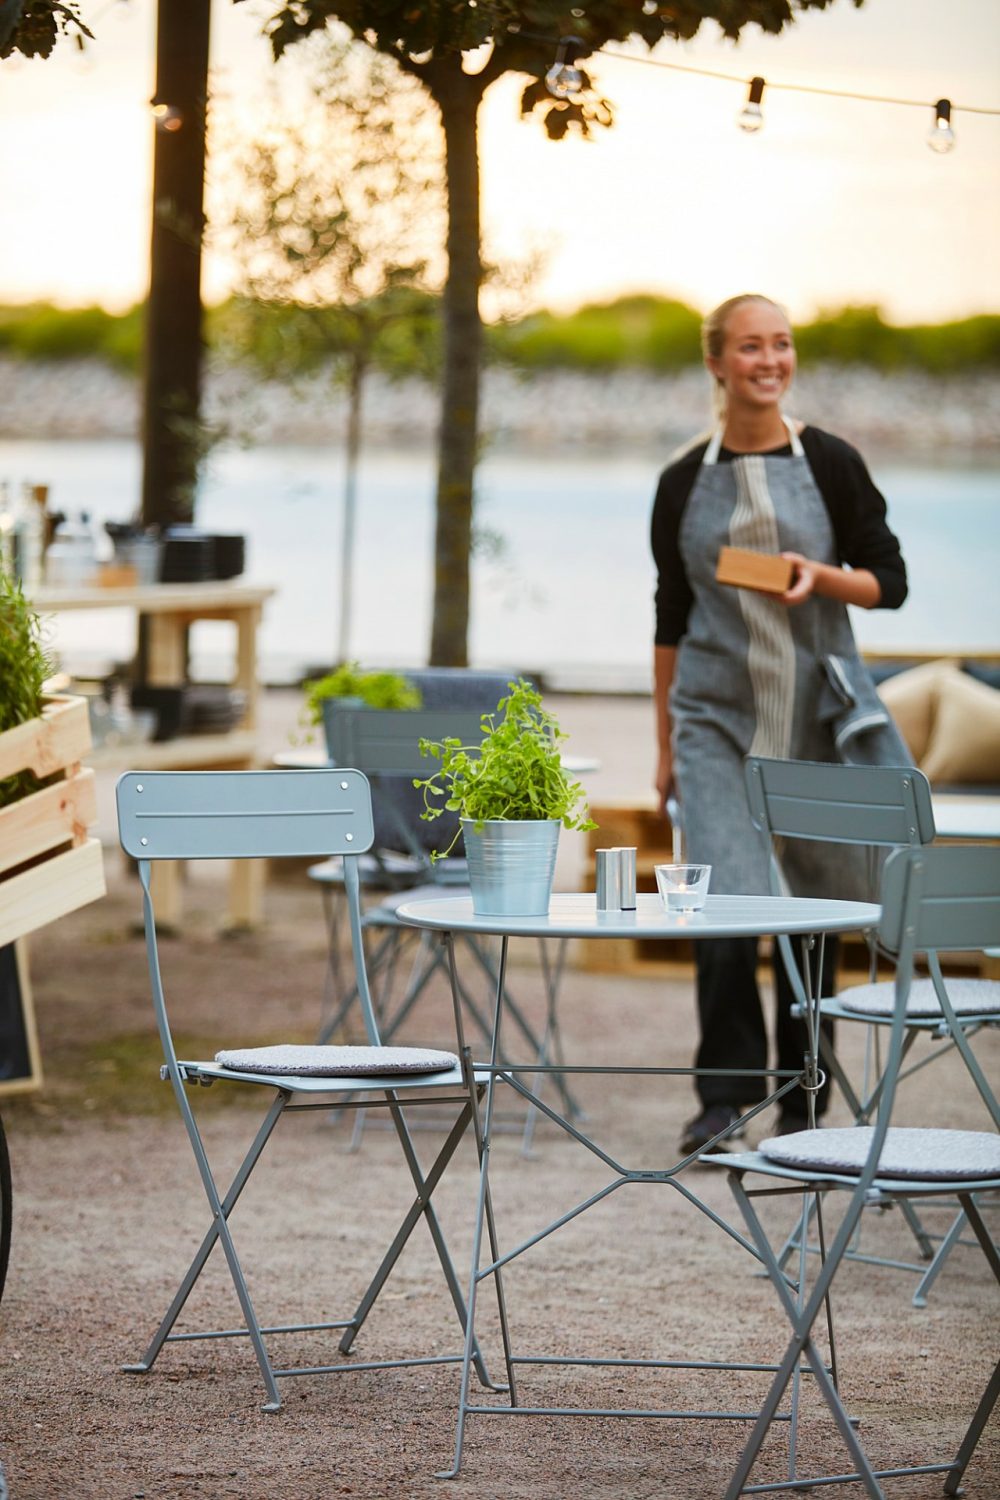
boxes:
[461,818,560,916]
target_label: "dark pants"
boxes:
[694,935,837,1119]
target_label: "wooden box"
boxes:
[0,695,106,950]
[716,546,794,595]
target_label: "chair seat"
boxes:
[759,1125,1000,1182]
[308,853,425,888]
[836,976,1000,1019]
[214,1043,458,1076]
[308,855,469,890]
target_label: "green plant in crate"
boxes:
[296,662,421,743]
[414,678,595,856]
[0,570,54,809]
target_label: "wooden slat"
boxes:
[0,695,91,781]
[0,767,97,878]
[0,839,106,948]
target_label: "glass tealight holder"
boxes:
[655,863,711,913]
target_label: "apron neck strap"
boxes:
[703,415,804,466]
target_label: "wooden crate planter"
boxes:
[0,695,105,950]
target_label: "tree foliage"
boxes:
[0,0,90,59]
[248,1,862,665]
[213,32,444,380]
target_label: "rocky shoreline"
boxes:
[2,355,999,455]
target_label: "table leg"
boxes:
[439,933,519,1479]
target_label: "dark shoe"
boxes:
[679,1104,745,1156]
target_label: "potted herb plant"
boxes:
[0,571,105,949]
[415,678,595,916]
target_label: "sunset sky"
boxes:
[1,0,998,324]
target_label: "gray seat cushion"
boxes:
[214,1044,458,1076]
[837,977,1000,1019]
[760,1125,1000,1181]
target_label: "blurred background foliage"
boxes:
[2,295,998,376]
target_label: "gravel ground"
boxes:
[1,693,997,1498]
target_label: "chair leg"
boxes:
[944,1356,1000,1498]
[124,1089,288,1410]
[338,1093,495,1390]
[940,1193,1000,1493]
[724,1172,884,1499]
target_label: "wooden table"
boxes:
[34,582,275,929]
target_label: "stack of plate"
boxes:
[211,534,245,579]
[184,686,248,734]
[130,684,248,741]
[160,527,214,584]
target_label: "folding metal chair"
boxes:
[745,757,1000,1298]
[706,842,1000,1497]
[312,706,578,1148]
[116,768,500,1410]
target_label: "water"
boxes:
[2,438,998,689]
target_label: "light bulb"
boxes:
[545,36,585,101]
[151,101,184,133]
[927,98,956,154]
[738,76,766,134]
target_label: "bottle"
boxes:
[12,483,44,592]
[45,512,98,587]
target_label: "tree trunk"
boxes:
[140,0,211,530]
[428,74,482,667]
[337,354,364,663]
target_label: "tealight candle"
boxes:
[655,863,711,913]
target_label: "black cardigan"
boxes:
[651,426,908,648]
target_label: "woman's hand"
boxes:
[780,550,817,605]
[655,745,675,808]
[779,553,883,609]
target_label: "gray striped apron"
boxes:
[671,419,910,900]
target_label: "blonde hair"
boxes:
[701,294,791,420]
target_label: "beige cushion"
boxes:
[760,1125,1000,1182]
[876,660,960,764]
[921,669,1000,784]
[214,1044,458,1076]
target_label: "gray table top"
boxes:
[931,795,1000,841]
[395,891,880,940]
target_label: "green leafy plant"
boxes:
[415,678,595,856]
[302,662,421,728]
[0,569,55,809]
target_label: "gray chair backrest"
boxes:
[745,758,935,850]
[878,843,1000,1127]
[324,707,486,778]
[117,769,375,860]
[880,843,1000,957]
[323,705,485,867]
[321,670,519,863]
[116,769,382,1050]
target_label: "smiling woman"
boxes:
[651,290,913,1158]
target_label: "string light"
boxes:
[545,36,585,100]
[151,100,184,133]
[737,76,765,134]
[515,28,999,150]
[928,98,956,154]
